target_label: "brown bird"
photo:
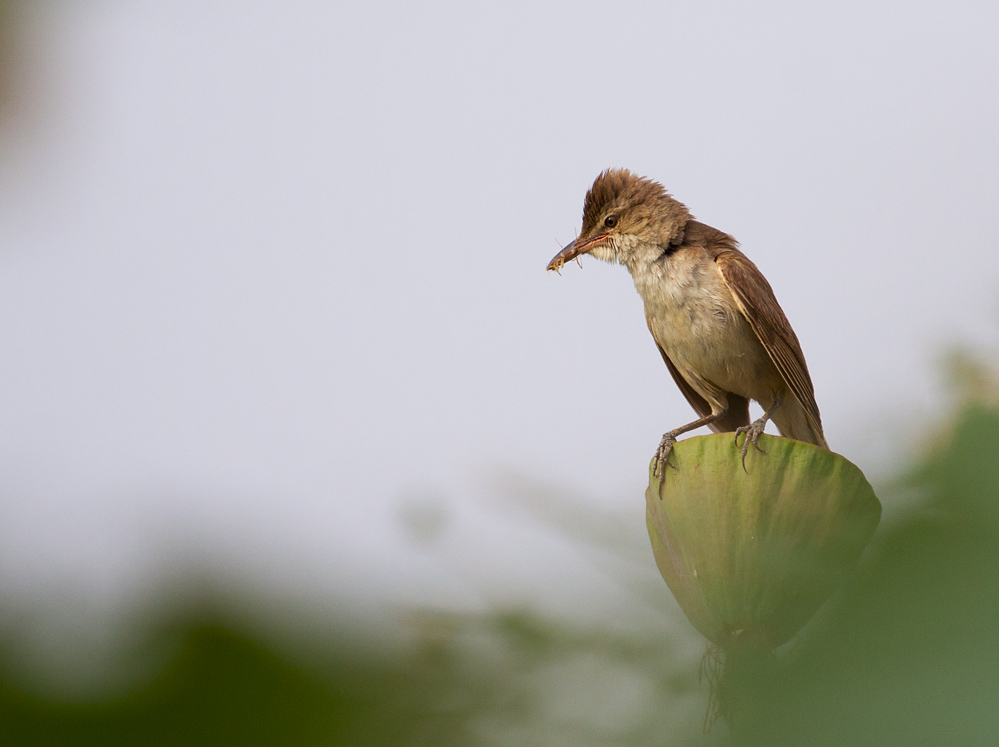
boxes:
[547,169,828,475]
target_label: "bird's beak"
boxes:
[546,234,610,273]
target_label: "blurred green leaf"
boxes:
[735,407,999,745]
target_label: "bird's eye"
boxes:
[604,215,619,228]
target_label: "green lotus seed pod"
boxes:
[646,434,881,649]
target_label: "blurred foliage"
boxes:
[732,403,999,745]
[2,356,999,745]
[0,622,346,746]
[0,599,707,747]
[940,346,999,410]
[0,0,19,116]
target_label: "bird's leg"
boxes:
[655,410,729,478]
[734,396,784,471]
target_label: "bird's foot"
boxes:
[734,418,769,472]
[654,431,679,479]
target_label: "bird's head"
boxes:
[547,169,690,273]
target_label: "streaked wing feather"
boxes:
[715,250,823,438]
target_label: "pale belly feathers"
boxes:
[635,253,783,409]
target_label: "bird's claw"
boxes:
[734,418,769,472]
[654,432,679,479]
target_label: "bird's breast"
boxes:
[634,254,781,402]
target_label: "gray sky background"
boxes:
[0,0,996,627]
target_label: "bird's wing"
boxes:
[647,319,750,433]
[714,249,824,440]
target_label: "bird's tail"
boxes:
[772,397,829,450]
